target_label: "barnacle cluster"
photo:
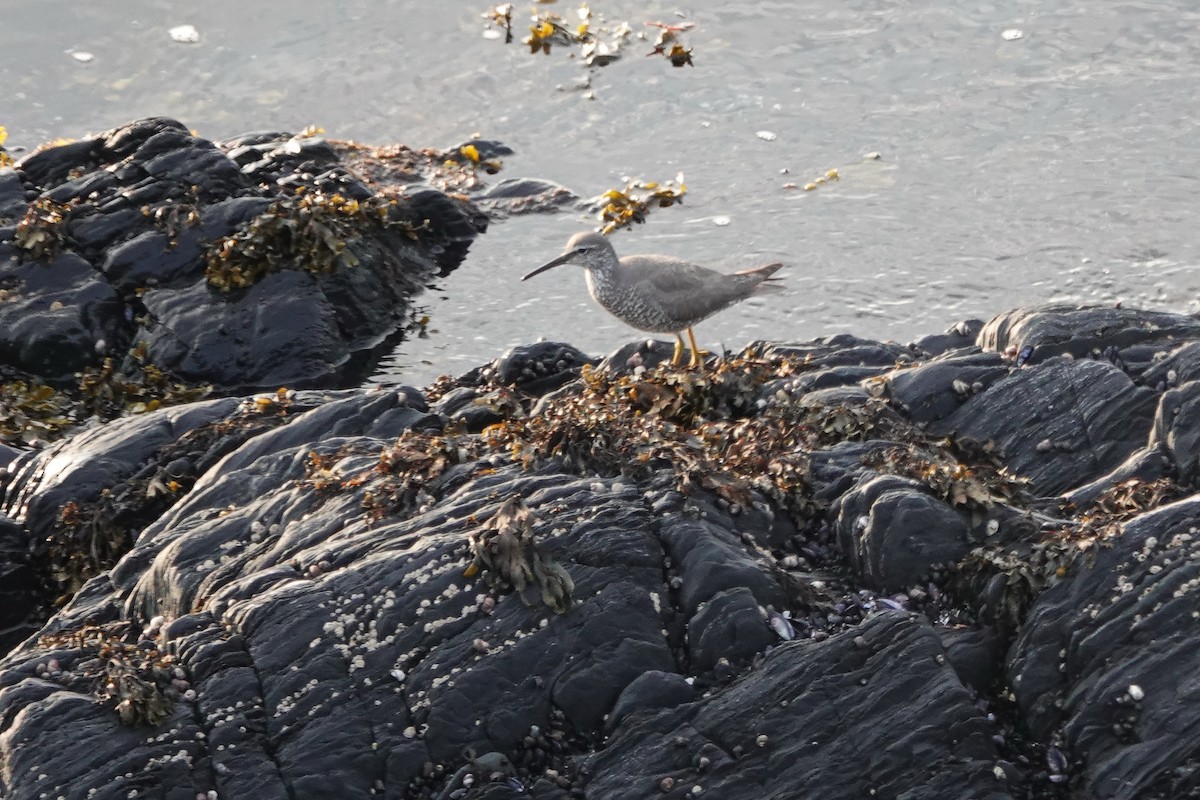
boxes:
[13,197,74,260]
[958,477,1185,631]
[37,621,178,726]
[204,188,398,291]
[596,175,687,234]
[47,399,297,598]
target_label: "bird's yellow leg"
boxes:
[671,334,686,366]
[686,327,709,369]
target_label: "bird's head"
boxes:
[522,231,614,280]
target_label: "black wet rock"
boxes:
[604,670,694,734]
[595,339,679,375]
[478,177,580,217]
[9,305,1200,799]
[807,439,903,505]
[0,512,39,653]
[0,168,28,221]
[2,397,243,552]
[493,342,594,396]
[1149,379,1200,484]
[1008,496,1200,798]
[933,356,1157,495]
[584,612,1005,799]
[655,495,786,616]
[912,318,985,357]
[938,623,1007,694]
[978,305,1200,370]
[1141,340,1200,391]
[882,350,1009,425]
[686,587,774,674]
[16,138,100,188]
[1,116,487,393]
[0,248,125,384]
[834,473,973,592]
[756,334,919,377]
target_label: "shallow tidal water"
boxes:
[4,1,1199,386]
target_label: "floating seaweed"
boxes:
[801,168,841,193]
[525,10,577,55]
[482,3,515,44]
[595,175,687,234]
[36,621,178,726]
[13,197,75,261]
[645,21,694,67]
[484,4,648,68]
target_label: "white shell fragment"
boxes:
[71,51,95,63]
[769,612,795,641]
[1001,29,1024,41]
[1128,684,1145,701]
[756,131,778,141]
[169,25,201,44]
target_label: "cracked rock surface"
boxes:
[4,305,1200,799]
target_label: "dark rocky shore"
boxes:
[2,301,1200,799]
[3,119,1200,800]
[0,116,486,433]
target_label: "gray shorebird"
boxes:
[522,231,784,368]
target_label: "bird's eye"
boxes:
[575,246,588,254]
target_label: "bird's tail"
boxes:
[737,262,784,293]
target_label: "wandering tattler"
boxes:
[522,231,784,367]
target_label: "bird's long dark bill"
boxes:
[522,252,573,281]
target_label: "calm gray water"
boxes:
[4,1,1199,385]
